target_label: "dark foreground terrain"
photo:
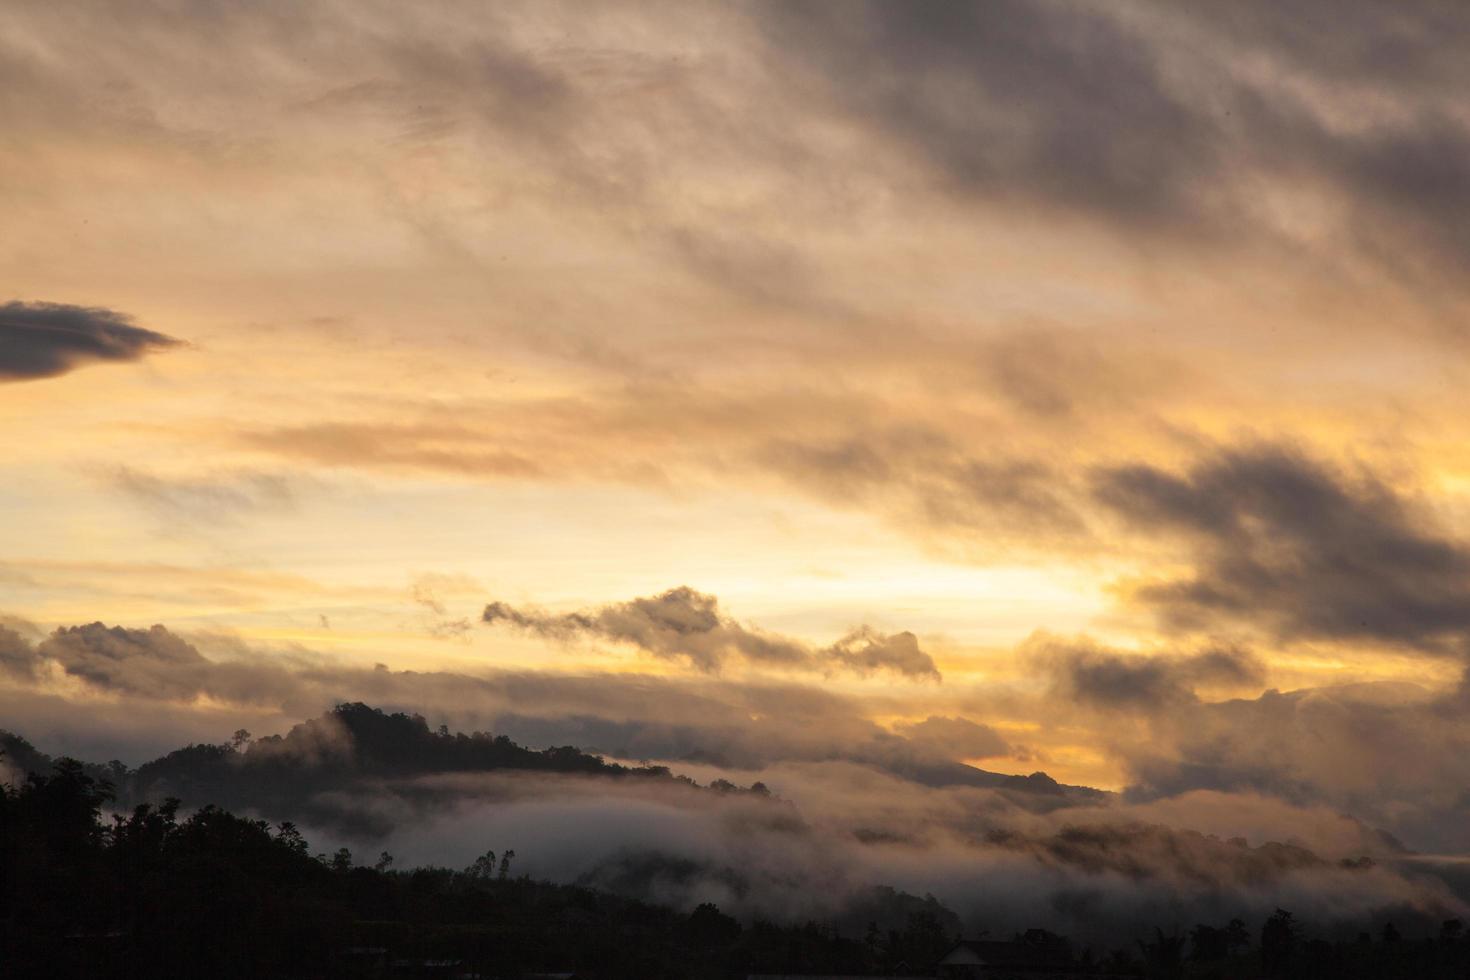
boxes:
[5,718,1470,979]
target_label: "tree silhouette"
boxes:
[466,848,497,879]
[1262,908,1298,976]
[1138,927,1184,978]
[685,902,742,948]
[1189,923,1229,962]
[1225,916,1250,953]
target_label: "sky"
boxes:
[7,0,1470,935]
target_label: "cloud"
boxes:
[239,386,1092,554]
[761,434,1085,545]
[106,467,300,525]
[410,573,478,640]
[51,608,1470,868]
[826,628,939,682]
[35,622,301,705]
[483,586,942,680]
[1017,627,1470,854]
[239,421,544,478]
[1025,635,1470,854]
[1110,678,1470,854]
[757,1,1470,286]
[1093,445,1470,652]
[0,625,40,681]
[1021,616,1470,854]
[13,0,1470,297]
[0,301,180,381]
[891,715,1009,760]
[1034,635,1267,710]
[759,1,1211,228]
[353,780,1467,945]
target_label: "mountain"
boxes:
[2,701,1103,837]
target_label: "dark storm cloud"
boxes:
[483,586,942,680]
[1187,2,1470,89]
[1036,636,1267,710]
[761,1,1212,227]
[0,301,180,381]
[757,1,1470,280]
[1093,445,1470,651]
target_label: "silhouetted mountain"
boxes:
[888,756,1107,801]
[111,703,771,835]
[2,702,1099,838]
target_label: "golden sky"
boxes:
[6,0,1470,853]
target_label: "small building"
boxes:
[936,938,1081,978]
